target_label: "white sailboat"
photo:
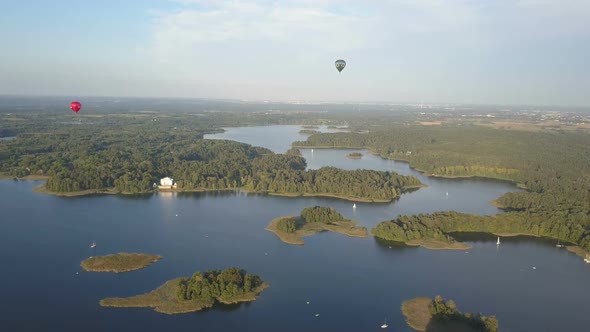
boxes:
[353,203,357,209]
[90,241,96,249]
[445,191,449,196]
[381,318,388,329]
[556,240,564,248]
[496,237,500,245]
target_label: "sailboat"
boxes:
[90,241,96,249]
[556,240,564,248]
[445,191,449,196]
[353,203,357,209]
[381,318,388,329]
[496,237,500,245]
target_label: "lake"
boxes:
[0,125,588,332]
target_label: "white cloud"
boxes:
[138,0,590,104]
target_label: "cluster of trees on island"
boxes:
[430,296,498,332]
[276,206,346,233]
[176,268,264,302]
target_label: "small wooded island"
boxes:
[100,267,268,314]
[402,296,498,332]
[266,206,368,245]
[346,152,363,159]
[81,253,162,273]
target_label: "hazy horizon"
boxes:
[2,1,589,107]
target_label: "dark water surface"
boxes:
[0,126,588,332]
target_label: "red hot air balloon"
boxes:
[70,101,82,113]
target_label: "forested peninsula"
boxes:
[100,267,267,314]
[372,211,590,252]
[266,206,368,245]
[81,253,162,273]
[401,296,498,332]
[0,130,421,202]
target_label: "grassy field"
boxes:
[81,253,162,273]
[406,238,471,250]
[266,216,368,245]
[100,278,268,315]
[401,297,482,332]
[402,297,432,331]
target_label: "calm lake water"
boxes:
[0,126,588,332]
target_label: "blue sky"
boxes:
[1,0,589,106]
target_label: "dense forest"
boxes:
[372,211,590,251]
[300,206,344,223]
[0,113,420,200]
[430,296,499,332]
[295,125,590,249]
[176,268,264,302]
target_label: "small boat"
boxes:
[496,237,500,245]
[381,318,388,329]
[445,191,449,196]
[311,149,314,153]
[90,241,96,249]
[353,203,357,209]
[584,254,590,264]
[556,240,564,248]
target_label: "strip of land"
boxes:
[266,216,368,245]
[406,238,471,250]
[565,245,590,259]
[81,253,162,273]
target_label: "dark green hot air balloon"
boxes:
[335,59,346,73]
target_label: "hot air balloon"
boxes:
[335,59,346,73]
[70,101,81,113]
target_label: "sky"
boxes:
[1,0,589,106]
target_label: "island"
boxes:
[401,296,498,332]
[81,253,162,273]
[346,152,363,159]
[100,267,268,314]
[265,206,368,245]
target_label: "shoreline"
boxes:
[405,238,471,250]
[0,175,49,180]
[565,245,590,259]
[266,191,393,203]
[15,180,407,203]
